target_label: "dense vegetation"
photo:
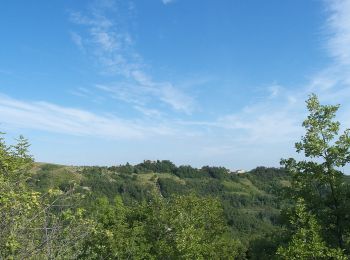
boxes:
[1,94,350,259]
[28,162,289,256]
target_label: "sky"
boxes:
[1,0,350,170]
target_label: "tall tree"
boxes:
[281,94,350,252]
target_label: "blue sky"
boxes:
[1,0,350,170]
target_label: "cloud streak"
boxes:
[69,2,195,114]
[0,94,175,140]
[306,0,350,126]
[326,0,350,65]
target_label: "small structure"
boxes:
[229,169,246,174]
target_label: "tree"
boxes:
[0,134,39,257]
[142,194,245,259]
[79,196,152,259]
[0,133,93,259]
[277,198,346,259]
[281,94,350,253]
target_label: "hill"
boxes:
[27,161,292,257]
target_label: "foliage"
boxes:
[174,165,204,178]
[80,194,245,259]
[30,160,290,258]
[135,160,177,174]
[79,196,152,259]
[281,94,350,252]
[277,198,346,259]
[200,166,230,179]
[0,133,93,259]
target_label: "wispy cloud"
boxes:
[308,0,350,94]
[70,8,139,77]
[179,86,305,146]
[131,70,196,114]
[216,93,304,145]
[65,0,350,165]
[202,0,350,148]
[70,31,84,51]
[95,83,147,106]
[176,0,350,164]
[70,87,93,98]
[326,0,350,65]
[133,106,163,118]
[306,0,350,124]
[0,94,175,140]
[69,1,195,114]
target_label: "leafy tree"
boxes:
[281,94,350,253]
[277,198,346,259]
[143,194,245,259]
[0,133,93,259]
[0,134,39,257]
[79,196,152,259]
[136,160,177,174]
[201,166,229,179]
[175,165,202,178]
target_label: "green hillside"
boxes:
[27,161,290,256]
[24,158,350,259]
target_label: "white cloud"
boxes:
[209,0,350,148]
[158,84,195,114]
[133,106,163,118]
[131,70,196,113]
[69,3,195,114]
[305,0,350,124]
[0,94,175,140]
[217,104,304,145]
[180,86,305,146]
[326,0,350,65]
[95,83,147,105]
[92,65,196,113]
[308,0,350,95]
[70,9,140,77]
